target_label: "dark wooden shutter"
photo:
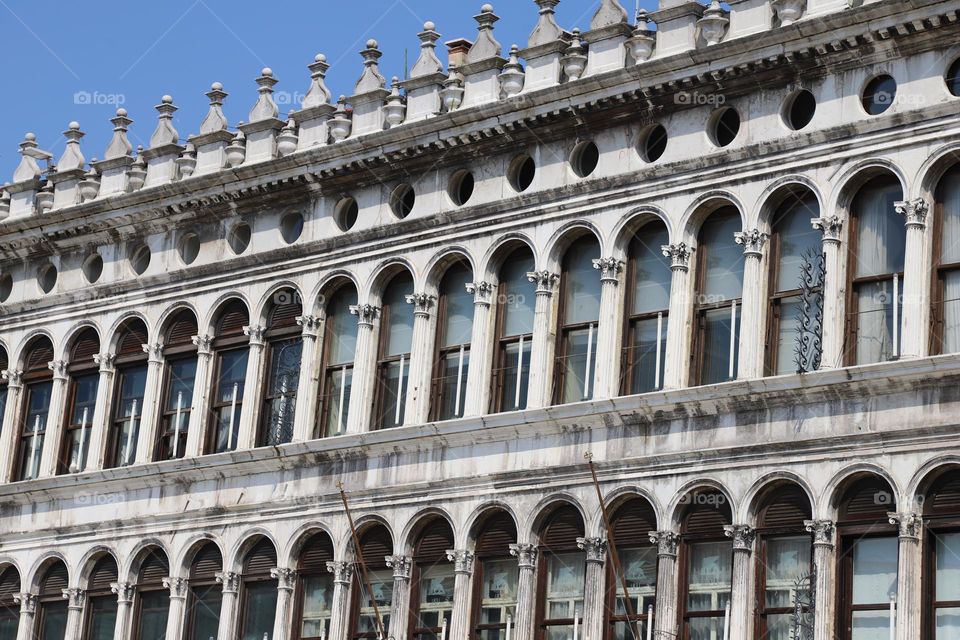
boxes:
[682,491,732,536]
[0,567,20,600]
[475,511,517,557]
[839,477,895,522]
[118,321,149,356]
[540,505,585,551]
[25,340,54,372]
[89,555,119,591]
[71,329,101,363]
[270,293,302,330]
[166,311,198,348]
[217,301,250,337]
[299,533,335,573]
[359,526,393,569]
[138,549,169,585]
[244,539,277,577]
[927,471,960,516]
[759,485,812,530]
[611,498,657,546]
[190,544,223,581]
[0,349,10,374]
[40,563,69,595]
[415,519,455,562]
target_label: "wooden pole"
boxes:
[339,481,388,640]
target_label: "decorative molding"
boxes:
[349,304,380,327]
[385,554,413,580]
[648,530,680,557]
[888,512,923,539]
[142,342,164,364]
[297,315,322,338]
[270,567,298,590]
[445,549,475,574]
[661,243,693,271]
[326,560,354,584]
[509,543,537,569]
[243,325,266,347]
[526,270,559,295]
[724,524,756,552]
[110,582,135,603]
[62,588,86,609]
[2,369,23,389]
[804,519,835,547]
[405,293,436,317]
[162,576,189,599]
[576,536,607,563]
[733,229,769,258]
[592,257,624,284]
[811,216,842,244]
[214,571,240,594]
[466,281,493,306]
[191,334,213,356]
[93,353,116,374]
[48,359,69,381]
[13,592,37,614]
[894,198,930,230]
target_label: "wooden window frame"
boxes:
[489,272,533,414]
[347,563,392,640]
[155,342,198,462]
[470,551,516,640]
[317,289,356,439]
[373,285,412,431]
[205,339,249,455]
[237,570,278,640]
[753,529,813,639]
[130,575,169,640]
[533,511,586,640]
[551,243,601,407]
[257,329,303,447]
[14,372,53,482]
[105,358,149,470]
[430,266,473,423]
[835,526,898,640]
[930,166,960,355]
[677,529,732,640]
[57,367,99,476]
[620,234,669,396]
[924,522,960,640]
[602,543,656,640]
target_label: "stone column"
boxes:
[13,592,36,640]
[463,282,494,417]
[648,531,680,640]
[723,525,756,640]
[525,271,559,409]
[215,571,241,640]
[62,588,86,640]
[135,342,165,464]
[803,520,835,640]
[592,259,625,399]
[509,544,538,640]
[86,354,116,471]
[346,305,380,434]
[163,577,188,640]
[326,561,354,640]
[38,359,70,477]
[110,583,135,640]
[271,568,298,640]
[895,199,931,359]
[185,335,214,457]
[386,555,413,640]
[236,326,266,450]
[812,217,843,369]
[661,244,694,389]
[0,370,24,482]
[445,550,475,640]
[888,513,922,640]
[577,537,607,640]
[404,294,437,426]
[293,316,322,442]
[733,230,769,380]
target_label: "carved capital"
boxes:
[93,353,116,374]
[296,315,322,338]
[326,560,354,584]
[888,512,922,540]
[724,524,756,552]
[466,281,494,306]
[142,342,164,364]
[385,554,412,580]
[349,304,380,328]
[811,216,842,244]
[192,334,213,356]
[270,567,298,590]
[2,369,23,389]
[648,530,680,557]
[526,270,559,295]
[162,577,188,599]
[215,571,240,594]
[592,257,624,284]
[110,582,135,603]
[804,519,835,547]
[661,243,693,271]
[405,293,436,317]
[243,325,266,347]
[13,592,36,614]
[62,588,86,609]
[509,543,537,569]
[576,536,607,563]
[445,549,475,574]
[733,229,769,258]
[48,359,69,381]
[895,198,929,230]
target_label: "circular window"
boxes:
[178,232,200,264]
[280,212,304,244]
[709,107,741,147]
[335,198,359,231]
[639,124,668,163]
[0,274,11,302]
[508,155,536,192]
[82,253,103,283]
[390,184,416,219]
[38,263,57,293]
[130,244,151,276]
[783,89,816,131]
[946,59,960,97]
[570,141,599,178]
[448,170,475,206]
[228,222,251,255]
[862,75,896,115]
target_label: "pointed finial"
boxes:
[249,68,280,122]
[591,0,628,30]
[529,0,563,48]
[301,53,332,109]
[411,21,444,78]
[199,82,229,135]
[384,77,406,126]
[355,39,387,94]
[466,3,503,64]
[104,109,133,160]
[58,121,86,171]
[149,95,180,148]
[13,133,50,182]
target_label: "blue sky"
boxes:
[0,0,657,181]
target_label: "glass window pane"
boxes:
[764,613,794,640]
[700,305,740,385]
[217,349,249,401]
[773,193,822,293]
[241,581,278,640]
[442,265,474,348]
[853,179,904,278]
[937,533,960,601]
[942,271,960,354]
[851,537,898,605]
[384,276,415,357]
[687,616,723,640]
[481,559,518,607]
[89,596,119,640]
[377,360,408,429]
[937,607,960,640]
[942,172,960,263]
[559,327,597,404]
[687,541,732,611]
[855,281,900,365]
[327,289,359,366]
[166,358,197,409]
[562,238,601,325]
[137,591,170,640]
[699,212,744,302]
[544,552,585,619]
[764,536,811,607]
[322,366,353,437]
[627,316,666,394]
[500,341,530,412]
[0,610,19,640]
[436,349,469,421]
[189,586,221,640]
[851,610,890,640]
[263,338,303,445]
[500,254,536,338]
[301,574,334,639]
[631,226,671,315]
[70,374,99,423]
[415,564,455,632]
[357,569,393,636]
[39,601,68,640]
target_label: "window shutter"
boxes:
[540,505,585,552]
[682,491,732,536]
[217,301,250,337]
[71,330,101,363]
[0,567,20,601]
[415,519,455,563]
[839,477,895,522]
[611,498,657,546]
[475,511,517,557]
[298,533,334,573]
[138,550,169,585]
[165,311,198,348]
[270,295,302,329]
[758,485,812,530]
[118,321,149,356]
[25,340,54,372]
[190,544,223,581]
[358,526,393,569]
[0,349,9,374]
[243,539,277,577]
[926,472,960,516]
[40,563,69,595]
[89,555,119,591]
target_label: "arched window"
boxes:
[678,490,733,640]
[14,337,54,481]
[923,470,960,639]
[491,249,536,412]
[471,511,519,640]
[106,319,149,469]
[553,236,602,405]
[535,505,586,640]
[295,533,335,640]
[765,192,823,375]
[846,176,905,365]
[84,555,119,640]
[374,273,414,430]
[932,165,960,354]
[692,210,744,385]
[133,549,170,640]
[836,476,899,640]
[206,301,250,454]
[431,262,474,421]
[59,329,100,474]
[259,292,304,446]
[239,539,279,640]
[622,224,671,394]
[35,561,69,640]
[349,525,393,640]
[754,485,813,640]
[0,565,20,638]
[0,349,8,443]
[605,498,658,640]
[318,286,358,437]
[410,518,456,640]
[186,543,222,640]
[156,311,198,461]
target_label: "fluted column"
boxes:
[723,525,755,640]
[509,544,538,640]
[110,583,135,640]
[463,282,494,417]
[215,571,240,640]
[185,335,214,457]
[649,531,680,640]
[803,520,835,640]
[445,550,475,640]
[163,577,188,640]
[39,360,70,477]
[135,342,165,464]
[812,217,843,369]
[13,593,36,640]
[326,561,354,640]
[0,370,24,482]
[577,537,607,640]
[346,305,380,433]
[86,354,116,471]
[895,199,931,359]
[733,230,769,380]
[888,512,922,640]
[62,588,86,640]
[293,316,322,442]
[661,245,694,389]
[592,259,625,399]
[386,555,413,640]
[405,294,438,426]
[271,568,298,640]
[525,271,559,409]
[236,326,266,450]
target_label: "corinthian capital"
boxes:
[349,304,380,327]
[110,582,135,603]
[894,198,929,229]
[733,229,768,258]
[804,519,835,546]
[405,293,436,317]
[466,281,493,306]
[191,334,213,356]
[2,369,23,388]
[724,524,756,552]
[162,577,188,599]
[62,588,85,609]
[48,359,69,380]
[811,215,842,244]
[385,555,412,580]
[270,567,298,590]
[296,315,322,338]
[214,571,240,593]
[661,243,693,271]
[326,560,354,584]
[509,543,537,568]
[592,257,624,284]
[93,353,116,374]
[142,342,164,363]
[445,549,475,574]
[243,325,266,347]
[888,512,922,539]
[648,530,680,557]
[13,592,36,614]
[526,270,559,295]
[576,536,607,562]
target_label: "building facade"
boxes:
[0,1,959,640]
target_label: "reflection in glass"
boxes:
[494,252,536,412]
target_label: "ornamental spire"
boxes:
[58,122,86,171]
[149,95,179,148]
[465,4,503,64]
[104,109,133,160]
[411,22,444,78]
[249,68,280,122]
[301,54,332,109]
[199,82,229,134]
[354,39,387,94]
